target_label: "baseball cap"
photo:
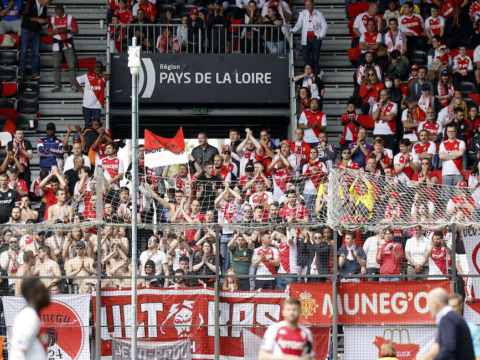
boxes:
[439,44,447,50]
[190,8,199,14]
[384,167,394,175]
[6,166,17,173]
[441,69,449,76]
[411,64,419,71]
[104,129,112,137]
[420,83,430,91]
[279,139,291,146]
[245,163,254,172]
[75,240,85,249]
[222,145,232,153]
[46,122,56,130]
[458,181,467,188]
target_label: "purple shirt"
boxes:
[349,141,373,168]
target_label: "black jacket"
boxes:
[190,144,219,171]
[21,0,48,32]
[435,309,474,360]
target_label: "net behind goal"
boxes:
[326,166,478,231]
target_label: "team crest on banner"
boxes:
[373,329,420,360]
[299,291,319,319]
[3,294,90,360]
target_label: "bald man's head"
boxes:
[428,288,449,318]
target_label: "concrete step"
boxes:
[323,86,353,100]
[292,7,346,20]
[39,85,83,100]
[294,37,351,52]
[39,102,105,116]
[39,27,107,36]
[291,0,344,5]
[57,0,107,4]
[37,53,107,68]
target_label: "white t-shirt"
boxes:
[172,248,193,272]
[261,321,314,357]
[63,154,91,173]
[474,44,480,63]
[405,236,430,265]
[139,249,168,276]
[11,306,48,360]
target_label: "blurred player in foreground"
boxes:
[11,278,51,360]
[259,297,314,360]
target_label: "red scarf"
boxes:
[158,33,181,54]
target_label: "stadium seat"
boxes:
[0,98,14,109]
[17,82,40,99]
[348,2,369,17]
[157,4,176,16]
[348,47,361,61]
[433,169,442,184]
[450,49,474,58]
[465,97,476,110]
[0,82,16,97]
[0,50,17,65]
[17,98,39,113]
[409,50,427,65]
[454,81,476,95]
[468,93,480,107]
[15,114,38,131]
[0,66,16,82]
[358,115,374,128]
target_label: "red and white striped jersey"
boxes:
[453,55,473,72]
[425,16,445,37]
[272,168,292,202]
[429,246,448,278]
[278,241,297,274]
[398,14,425,37]
[76,73,106,109]
[469,1,480,22]
[260,321,314,357]
[279,204,308,222]
[101,156,124,190]
[48,14,78,51]
[359,31,382,53]
[439,139,465,175]
[413,141,437,156]
[394,152,419,182]
[249,191,273,208]
[353,11,381,34]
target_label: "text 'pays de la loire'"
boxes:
[158,72,272,85]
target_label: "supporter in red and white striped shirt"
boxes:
[113,0,132,23]
[394,138,420,185]
[352,3,382,48]
[272,229,297,290]
[252,233,279,290]
[164,158,202,201]
[279,190,309,223]
[214,155,232,183]
[235,128,264,178]
[470,0,480,23]
[440,122,466,191]
[268,151,293,202]
[359,18,382,56]
[398,2,426,51]
[452,45,474,82]
[412,130,437,163]
[220,146,239,180]
[290,128,311,163]
[249,179,273,210]
[101,143,124,191]
[132,0,156,22]
[425,230,452,280]
[446,181,476,219]
[425,5,445,40]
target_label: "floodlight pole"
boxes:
[128,36,141,360]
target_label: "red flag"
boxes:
[144,128,188,167]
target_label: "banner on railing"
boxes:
[94,288,329,360]
[3,294,90,360]
[112,337,192,360]
[461,228,480,298]
[110,54,289,104]
[290,281,451,325]
[344,326,436,360]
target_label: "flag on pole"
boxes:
[144,128,188,167]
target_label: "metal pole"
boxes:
[128,36,141,360]
[288,28,296,140]
[214,224,220,360]
[95,165,104,360]
[105,30,111,130]
[451,224,457,294]
[332,230,338,360]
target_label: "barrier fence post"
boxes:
[332,230,338,360]
[95,165,104,360]
[451,224,457,295]
[214,224,221,360]
[288,28,296,141]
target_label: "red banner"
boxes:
[94,288,329,359]
[290,281,451,325]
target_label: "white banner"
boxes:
[460,228,480,297]
[344,326,436,360]
[3,294,90,360]
[112,338,192,360]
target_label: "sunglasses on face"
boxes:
[244,209,252,212]
[343,152,351,155]
[75,246,84,249]
[313,236,322,239]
